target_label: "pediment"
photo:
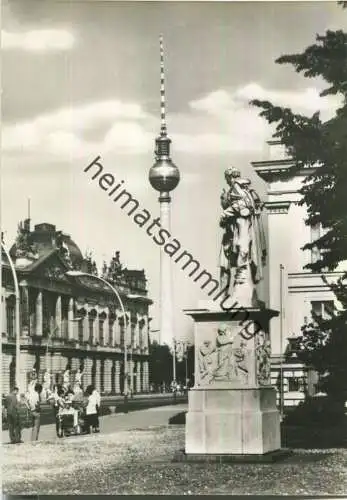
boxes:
[29,251,71,282]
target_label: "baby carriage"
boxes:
[58,395,87,437]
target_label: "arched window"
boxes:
[88,310,97,345]
[6,295,16,338]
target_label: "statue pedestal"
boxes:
[184,307,281,457]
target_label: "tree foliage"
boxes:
[148,341,195,389]
[148,342,173,387]
[252,4,347,399]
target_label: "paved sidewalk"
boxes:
[2,403,187,445]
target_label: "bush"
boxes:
[283,395,346,427]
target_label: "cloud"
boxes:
[235,83,342,117]
[2,29,75,51]
[178,83,343,154]
[2,100,151,158]
[2,83,343,161]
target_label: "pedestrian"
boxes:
[74,367,84,392]
[85,385,98,434]
[28,369,38,393]
[43,369,52,400]
[27,383,43,442]
[47,384,65,437]
[5,386,22,444]
[63,367,71,391]
[92,387,101,432]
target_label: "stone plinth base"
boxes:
[186,387,281,455]
[173,448,292,463]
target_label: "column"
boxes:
[68,298,74,340]
[36,290,43,336]
[92,312,98,345]
[114,311,121,346]
[104,310,110,346]
[95,358,101,392]
[136,360,141,393]
[143,316,149,353]
[20,285,30,336]
[51,352,61,385]
[104,359,112,393]
[19,351,31,392]
[84,357,93,387]
[1,288,7,335]
[115,359,121,394]
[83,308,89,342]
[142,360,149,392]
[135,315,141,350]
[129,359,134,393]
[2,353,11,394]
[40,353,48,373]
[55,295,62,337]
[71,357,79,371]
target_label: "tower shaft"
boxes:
[159,194,174,350]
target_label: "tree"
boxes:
[148,341,173,389]
[252,4,347,401]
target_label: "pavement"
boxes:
[2,402,188,444]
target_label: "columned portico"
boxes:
[2,220,152,396]
[36,290,43,336]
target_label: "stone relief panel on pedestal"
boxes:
[255,330,271,385]
[197,324,251,386]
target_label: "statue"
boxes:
[234,339,249,384]
[198,340,216,383]
[101,260,108,280]
[14,219,38,260]
[85,250,98,276]
[56,232,73,268]
[256,331,272,385]
[219,167,266,306]
[107,251,123,283]
[213,324,236,381]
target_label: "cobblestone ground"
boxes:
[3,422,347,495]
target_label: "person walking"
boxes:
[27,383,43,442]
[92,387,101,433]
[5,386,22,444]
[85,385,98,434]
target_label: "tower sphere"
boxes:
[149,158,180,192]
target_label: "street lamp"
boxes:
[171,339,177,385]
[279,263,285,420]
[1,241,21,390]
[66,271,129,403]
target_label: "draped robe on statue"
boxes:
[219,171,266,304]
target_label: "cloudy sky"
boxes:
[2,0,345,342]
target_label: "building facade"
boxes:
[1,220,152,395]
[252,141,344,408]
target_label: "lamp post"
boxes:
[66,271,129,403]
[1,241,21,390]
[279,263,285,420]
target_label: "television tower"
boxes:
[149,35,180,353]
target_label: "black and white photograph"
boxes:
[1,0,347,495]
